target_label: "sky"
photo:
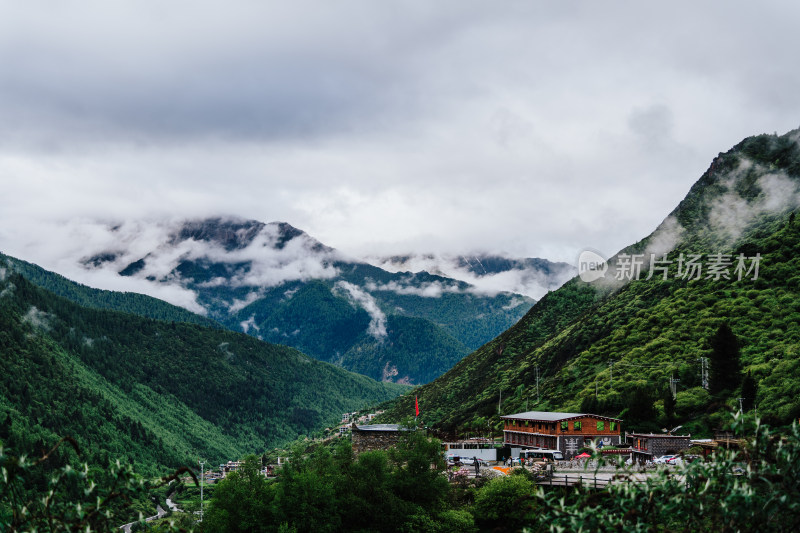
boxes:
[2,0,800,278]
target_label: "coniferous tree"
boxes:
[741,371,758,412]
[663,388,677,426]
[708,323,742,396]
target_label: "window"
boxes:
[561,421,568,431]
[610,421,617,431]
[597,421,605,431]
[574,421,582,430]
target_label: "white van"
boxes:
[520,448,564,462]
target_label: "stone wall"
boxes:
[351,429,402,454]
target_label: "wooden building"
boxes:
[501,411,623,459]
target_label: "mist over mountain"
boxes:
[41,217,537,384]
[367,253,575,300]
[381,128,800,434]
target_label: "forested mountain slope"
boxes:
[1,252,220,328]
[67,218,535,384]
[0,269,406,474]
[380,129,800,436]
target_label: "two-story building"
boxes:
[501,411,623,459]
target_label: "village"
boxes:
[199,408,744,490]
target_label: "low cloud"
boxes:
[708,158,800,241]
[22,306,53,331]
[364,279,461,298]
[240,315,260,335]
[366,254,573,299]
[227,292,263,314]
[0,217,341,314]
[333,281,387,339]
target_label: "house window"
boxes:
[561,421,568,431]
[610,421,617,431]
[574,421,582,430]
[597,421,605,431]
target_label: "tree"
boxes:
[708,323,742,395]
[203,455,275,533]
[663,387,677,426]
[471,473,537,531]
[741,371,758,412]
[388,428,449,514]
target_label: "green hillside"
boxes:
[1,252,220,328]
[380,129,800,435]
[0,269,407,475]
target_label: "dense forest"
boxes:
[1,252,221,328]
[380,129,800,436]
[0,268,407,475]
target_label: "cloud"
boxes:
[240,315,260,335]
[22,306,53,331]
[333,281,387,339]
[364,279,461,298]
[708,157,800,241]
[365,255,574,299]
[2,1,800,279]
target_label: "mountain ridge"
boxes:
[378,127,800,434]
[0,265,407,474]
[35,217,543,384]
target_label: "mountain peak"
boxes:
[170,217,266,251]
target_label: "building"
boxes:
[351,423,410,454]
[501,411,623,459]
[626,433,691,463]
[441,439,500,462]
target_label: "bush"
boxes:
[471,474,537,531]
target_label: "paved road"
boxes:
[119,488,182,531]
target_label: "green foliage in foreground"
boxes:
[3,415,799,531]
[202,430,456,533]
[0,437,194,532]
[523,415,800,532]
[205,414,800,532]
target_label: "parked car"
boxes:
[445,454,462,466]
[654,455,677,464]
[668,455,702,465]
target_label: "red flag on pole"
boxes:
[415,396,420,417]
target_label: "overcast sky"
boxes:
[2,0,800,273]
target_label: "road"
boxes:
[119,489,182,531]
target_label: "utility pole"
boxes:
[737,397,745,413]
[535,366,540,404]
[498,389,502,415]
[699,357,709,390]
[199,460,205,522]
[670,374,680,399]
